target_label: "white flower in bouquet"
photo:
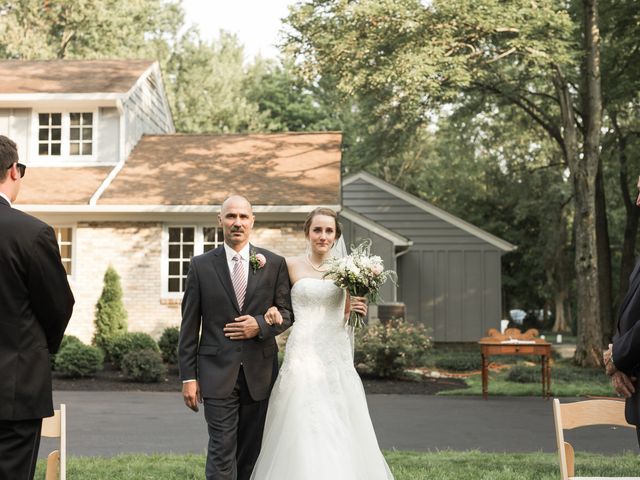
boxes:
[323,239,397,328]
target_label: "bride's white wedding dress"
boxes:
[250,278,394,480]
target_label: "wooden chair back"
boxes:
[552,398,634,480]
[41,404,66,480]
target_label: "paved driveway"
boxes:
[39,391,638,458]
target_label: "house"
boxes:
[0,59,514,343]
[0,60,342,342]
[341,172,516,342]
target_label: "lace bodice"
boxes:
[279,278,353,377]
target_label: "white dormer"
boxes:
[0,59,175,167]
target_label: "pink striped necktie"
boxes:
[231,254,247,310]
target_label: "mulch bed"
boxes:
[53,363,469,395]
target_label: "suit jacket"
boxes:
[178,244,293,401]
[0,196,74,421]
[613,259,640,426]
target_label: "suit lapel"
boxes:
[243,244,261,314]
[0,196,10,208]
[616,259,640,332]
[212,246,241,314]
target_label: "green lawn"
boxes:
[439,365,615,397]
[35,451,640,479]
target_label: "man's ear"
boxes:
[217,214,223,226]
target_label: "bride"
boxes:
[250,207,394,479]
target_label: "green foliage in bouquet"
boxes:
[122,349,167,383]
[93,266,128,350]
[55,342,104,378]
[109,332,160,370]
[324,239,397,328]
[158,326,180,364]
[355,318,431,378]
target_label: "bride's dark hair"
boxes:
[303,207,342,239]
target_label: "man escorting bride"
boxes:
[179,197,393,480]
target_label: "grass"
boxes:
[35,451,640,479]
[425,345,614,397]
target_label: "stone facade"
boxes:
[65,220,307,343]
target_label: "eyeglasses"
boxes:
[6,162,26,178]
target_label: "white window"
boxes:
[33,111,96,161]
[38,113,62,156]
[163,225,224,295]
[53,227,74,276]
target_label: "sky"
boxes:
[181,0,297,60]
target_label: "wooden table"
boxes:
[479,339,551,399]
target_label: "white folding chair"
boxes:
[553,398,636,480]
[41,403,66,480]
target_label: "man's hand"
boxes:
[611,371,636,398]
[224,315,260,340]
[604,343,617,376]
[182,380,201,412]
[264,306,283,326]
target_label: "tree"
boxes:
[286,0,606,365]
[93,266,128,349]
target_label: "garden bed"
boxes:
[52,363,468,395]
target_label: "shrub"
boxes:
[51,335,83,370]
[93,266,128,349]
[506,364,539,383]
[435,354,483,372]
[158,326,180,364]
[55,343,104,378]
[355,318,431,379]
[109,332,159,370]
[122,349,167,383]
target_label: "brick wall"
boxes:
[66,221,306,343]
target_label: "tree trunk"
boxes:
[572,0,604,366]
[596,160,613,342]
[613,113,640,305]
[552,287,571,333]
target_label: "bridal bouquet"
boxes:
[323,239,396,328]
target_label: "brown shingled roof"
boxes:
[16,167,112,205]
[0,60,154,94]
[98,132,342,206]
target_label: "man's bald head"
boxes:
[218,195,255,251]
[221,195,253,215]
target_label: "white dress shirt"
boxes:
[0,192,12,207]
[224,242,250,280]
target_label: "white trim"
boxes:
[343,172,516,252]
[51,224,76,280]
[17,204,342,214]
[0,93,124,102]
[30,109,98,164]
[160,224,224,299]
[340,207,412,247]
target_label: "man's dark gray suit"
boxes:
[178,244,293,480]
[0,196,74,479]
[613,260,640,444]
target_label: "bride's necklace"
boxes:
[305,254,329,272]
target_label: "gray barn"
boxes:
[341,172,515,342]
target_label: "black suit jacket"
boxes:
[0,196,74,420]
[178,244,293,401]
[613,259,640,426]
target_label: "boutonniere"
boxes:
[250,249,266,274]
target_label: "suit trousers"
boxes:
[0,418,42,480]
[204,367,269,480]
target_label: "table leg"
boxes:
[541,355,545,398]
[481,353,488,400]
[546,354,551,398]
